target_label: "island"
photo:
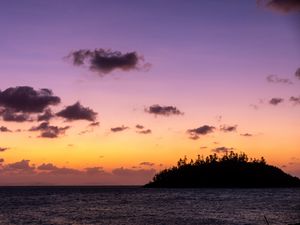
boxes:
[144,152,300,188]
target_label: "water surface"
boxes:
[0,187,299,225]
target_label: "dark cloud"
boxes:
[0,86,60,113]
[145,104,183,116]
[259,0,300,13]
[139,162,155,167]
[66,48,150,75]
[0,109,31,122]
[85,167,105,175]
[200,146,208,149]
[220,125,237,133]
[5,160,35,172]
[212,146,235,154]
[0,147,9,152]
[0,126,11,132]
[111,125,129,132]
[112,167,155,177]
[56,102,97,122]
[269,98,284,105]
[89,121,100,127]
[136,124,144,129]
[29,122,70,138]
[290,96,300,104]
[266,75,293,84]
[137,129,152,134]
[296,68,300,79]
[37,163,58,171]
[0,159,4,163]
[37,108,54,121]
[240,133,253,137]
[187,125,215,135]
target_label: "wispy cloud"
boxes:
[266,75,293,84]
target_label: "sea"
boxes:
[0,187,299,225]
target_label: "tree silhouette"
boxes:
[144,151,300,188]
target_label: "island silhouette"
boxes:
[145,152,300,188]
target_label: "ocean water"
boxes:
[0,187,299,225]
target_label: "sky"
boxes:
[0,0,299,185]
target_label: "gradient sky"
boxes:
[0,0,299,185]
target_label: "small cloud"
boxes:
[269,98,284,105]
[135,124,144,129]
[89,121,100,127]
[212,146,234,154]
[37,163,58,171]
[240,133,253,137]
[200,146,208,149]
[0,147,9,152]
[220,125,237,133]
[0,109,31,122]
[258,0,300,13]
[111,125,129,132]
[187,125,215,140]
[29,122,70,138]
[0,126,11,132]
[85,167,105,175]
[290,96,300,105]
[0,86,60,113]
[295,68,300,79]
[5,160,35,172]
[266,75,293,84]
[37,108,54,121]
[137,129,152,134]
[66,48,150,75]
[139,162,155,167]
[145,104,183,116]
[0,158,4,163]
[56,102,97,122]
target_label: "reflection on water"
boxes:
[0,187,299,225]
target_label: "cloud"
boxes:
[290,96,300,105]
[0,159,4,163]
[112,167,155,177]
[0,147,9,152]
[136,124,144,129]
[266,75,293,84]
[37,163,58,171]
[37,108,54,121]
[0,109,31,122]
[187,125,215,140]
[66,48,150,75]
[220,125,237,132]
[111,125,129,132]
[145,104,183,116]
[295,68,300,79]
[269,98,284,105]
[240,133,253,137]
[29,122,70,138]
[89,121,100,127]
[4,160,35,173]
[258,0,300,13]
[85,167,105,175]
[56,102,97,122]
[0,86,60,113]
[0,126,11,132]
[139,162,155,167]
[212,146,235,154]
[137,129,152,134]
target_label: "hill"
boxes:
[144,152,300,188]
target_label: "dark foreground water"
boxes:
[0,187,299,225]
